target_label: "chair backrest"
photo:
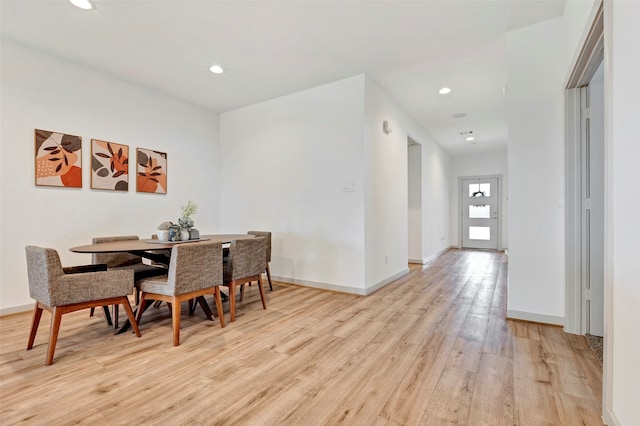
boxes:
[166,241,223,294]
[25,246,64,307]
[247,231,271,262]
[227,237,267,281]
[92,235,142,267]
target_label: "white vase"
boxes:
[157,230,169,242]
[180,228,190,241]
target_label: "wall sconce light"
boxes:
[383,120,392,135]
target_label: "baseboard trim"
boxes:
[274,267,411,297]
[603,408,620,426]
[507,310,565,326]
[408,246,452,265]
[0,303,33,317]
[364,267,410,295]
[272,276,366,295]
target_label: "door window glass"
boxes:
[469,204,490,219]
[469,226,491,240]
[469,183,491,197]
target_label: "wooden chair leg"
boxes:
[120,297,141,338]
[257,276,267,310]
[27,301,43,350]
[89,307,95,317]
[214,287,225,328]
[229,283,236,322]
[171,299,181,346]
[266,264,273,291]
[46,307,63,365]
[188,298,194,315]
[240,283,246,301]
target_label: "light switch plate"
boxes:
[342,183,356,192]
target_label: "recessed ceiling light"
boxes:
[209,65,224,74]
[452,113,467,119]
[438,87,452,95]
[69,0,92,10]
[466,136,475,141]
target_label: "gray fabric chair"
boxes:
[247,231,273,291]
[136,241,225,346]
[25,246,141,365]
[91,235,167,326]
[223,237,267,322]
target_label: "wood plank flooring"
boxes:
[0,249,603,425]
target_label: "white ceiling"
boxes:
[0,0,565,156]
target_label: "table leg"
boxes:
[196,296,214,320]
[115,300,151,335]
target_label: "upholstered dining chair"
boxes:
[135,241,225,346]
[223,237,267,322]
[91,235,167,326]
[25,246,141,365]
[247,231,273,291]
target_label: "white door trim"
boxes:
[564,3,604,336]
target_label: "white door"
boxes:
[584,61,605,336]
[461,177,499,249]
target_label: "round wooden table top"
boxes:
[69,234,255,253]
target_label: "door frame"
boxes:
[564,3,604,336]
[458,174,503,250]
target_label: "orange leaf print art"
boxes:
[35,129,82,188]
[91,139,129,191]
[136,148,167,194]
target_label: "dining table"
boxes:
[69,233,255,334]
[70,233,255,265]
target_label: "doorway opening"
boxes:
[407,137,422,263]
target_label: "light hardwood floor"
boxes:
[0,249,603,425]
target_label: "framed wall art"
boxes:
[91,139,129,191]
[34,129,82,188]
[136,148,167,194]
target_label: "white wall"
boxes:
[219,75,366,293]
[505,18,566,325]
[450,150,508,249]
[363,77,410,288]
[364,76,451,272]
[219,74,451,294]
[604,2,640,424]
[420,133,452,262]
[0,40,220,314]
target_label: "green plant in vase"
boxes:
[178,200,198,240]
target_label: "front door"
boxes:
[461,177,499,249]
